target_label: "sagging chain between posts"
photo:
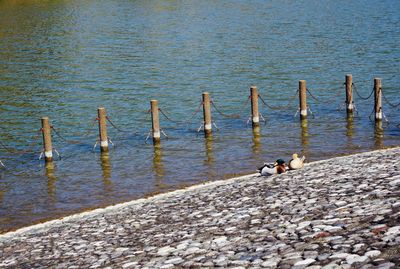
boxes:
[352,83,374,100]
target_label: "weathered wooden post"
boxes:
[97,107,109,152]
[374,78,382,121]
[151,100,161,144]
[345,74,354,114]
[250,86,260,127]
[202,92,212,135]
[299,80,307,120]
[41,117,53,162]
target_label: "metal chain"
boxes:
[0,130,42,155]
[106,116,130,132]
[352,83,374,100]
[258,94,277,109]
[259,89,299,110]
[381,89,400,108]
[305,88,333,104]
[210,100,241,119]
[306,88,319,102]
[158,108,183,123]
[187,102,203,122]
[239,96,251,116]
[51,126,82,145]
[81,119,98,137]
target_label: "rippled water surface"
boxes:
[0,0,399,232]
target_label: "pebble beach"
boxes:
[0,147,399,268]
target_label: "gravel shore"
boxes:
[0,147,399,268]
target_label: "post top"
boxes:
[41,116,49,120]
[202,92,209,95]
[250,85,257,89]
[346,74,352,77]
[98,107,105,110]
[150,99,158,103]
[374,77,382,81]
[299,80,306,83]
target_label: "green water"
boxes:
[0,0,399,233]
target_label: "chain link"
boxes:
[352,83,374,100]
[106,116,131,132]
[258,89,299,110]
[0,131,42,155]
[381,89,400,108]
[158,108,183,123]
[210,100,241,119]
[51,126,83,145]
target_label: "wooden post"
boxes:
[41,117,53,162]
[250,86,260,127]
[299,80,307,120]
[151,100,161,143]
[97,107,109,152]
[202,92,212,135]
[345,74,354,114]
[374,78,382,121]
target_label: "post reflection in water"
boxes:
[374,121,384,149]
[204,134,216,179]
[252,126,262,159]
[204,134,214,166]
[152,143,165,190]
[45,162,56,202]
[346,115,355,138]
[100,152,113,193]
[300,119,309,159]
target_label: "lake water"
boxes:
[0,0,399,233]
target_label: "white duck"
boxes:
[288,153,305,170]
[258,159,286,176]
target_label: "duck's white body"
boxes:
[289,154,305,170]
[260,164,277,176]
[258,161,286,176]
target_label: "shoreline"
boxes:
[0,146,395,241]
[0,146,399,268]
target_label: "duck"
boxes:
[288,153,305,170]
[258,159,286,176]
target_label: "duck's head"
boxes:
[292,153,298,159]
[274,159,285,166]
